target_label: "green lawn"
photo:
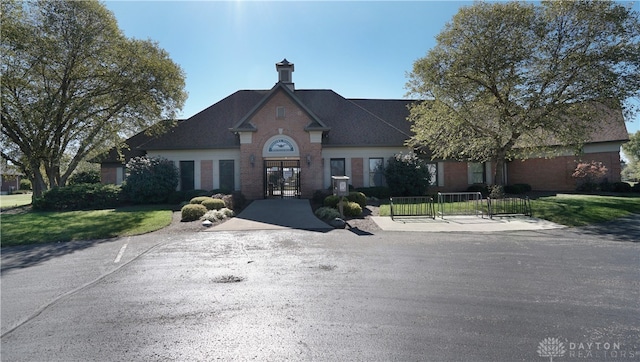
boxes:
[0,193,32,209]
[380,194,640,227]
[530,194,640,226]
[1,205,172,247]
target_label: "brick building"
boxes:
[99,59,629,199]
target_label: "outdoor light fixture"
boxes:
[250,154,255,166]
[306,154,311,166]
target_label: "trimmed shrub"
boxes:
[313,189,332,205]
[467,184,489,197]
[383,153,431,196]
[33,184,122,211]
[68,170,101,185]
[343,201,363,217]
[19,179,32,191]
[230,191,247,211]
[190,196,213,205]
[202,208,235,222]
[504,183,532,194]
[612,181,632,193]
[202,198,225,210]
[181,204,207,222]
[314,206,341,221]
[347,191,367,209]
[324,195,341,208]
[168,189,211,204]
[355,186,391,199]
[121,156,179,204]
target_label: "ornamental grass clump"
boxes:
[202,208,235,222]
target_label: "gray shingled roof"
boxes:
[101,85,628,163]
[141,86,414,151]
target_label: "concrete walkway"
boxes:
[210,199,333,232]
[371,215,565,232]
[210,199,565,233]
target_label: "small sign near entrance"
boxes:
[332,176,349,197]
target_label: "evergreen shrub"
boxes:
[355,186,391,199]
[190,196,213,205]
[323,195,340,208]
[347,191,367,209]
[121,156,179,204]
[181,204,207,221]
[33,184,122,211]
[68,170,101,185]
[201,198,225,210]
[314,206,341,221]
[343,201,363,217]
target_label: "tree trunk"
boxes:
[30,167,47,201]
[493,154,506,186]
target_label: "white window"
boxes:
[468,162,486,184]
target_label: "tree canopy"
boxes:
[406,0,640,185]
[1,0,187,197]
[622,131,640,181]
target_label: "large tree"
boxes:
[406,0,640,185]
[1,0,187,198]
[622,131,640,181]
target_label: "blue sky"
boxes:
[104,1,639,135]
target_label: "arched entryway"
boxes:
[264,159,300,199]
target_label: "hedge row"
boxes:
[33,184,123,211]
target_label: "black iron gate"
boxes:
[264,160,301,199]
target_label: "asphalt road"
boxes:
[1,228,639,361]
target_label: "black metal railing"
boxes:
[390,196,436,220]
[436,192,485,218]
[487,197,532,219]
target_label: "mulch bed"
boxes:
[161,204,382,233]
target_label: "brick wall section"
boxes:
[100,165,118,184]
[443,162,469,191]
[507,151,621,191]
[240,89,323,199]
[200,160,213,190]
[351,158,363,188]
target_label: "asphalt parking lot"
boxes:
[2,226,638,361]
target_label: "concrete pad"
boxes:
[371,215,565,232]
[209,199,333,232]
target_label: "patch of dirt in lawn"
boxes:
[0,205,32,215]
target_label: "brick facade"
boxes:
[351,158,364,188]
[100,165,118,185]
[200,160,213,190]
[239,89,323,199]
[99,60,627,199]
[507,152,622,191]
